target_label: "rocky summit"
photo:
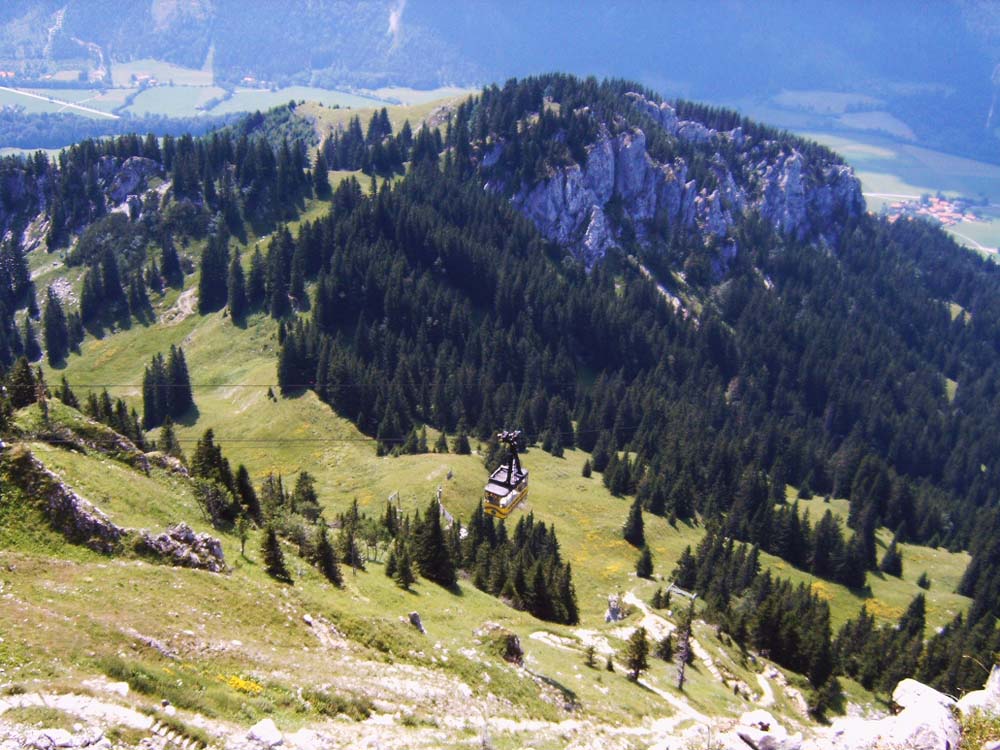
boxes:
[495,91,863,266]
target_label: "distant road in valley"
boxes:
[0,85,118,119]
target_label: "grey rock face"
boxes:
[408,611,426,633]
[108,157,163,205]
[814,677,960,750]
[957,664,1000,716]
[138,522,227,573]
[4,445,225,572]
[502,91,863,267]
[9,447,126,553]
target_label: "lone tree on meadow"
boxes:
[636,545,654,579]
[623,496,645,547]
[624,626,650,681]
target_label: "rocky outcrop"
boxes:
[3,445,225,572]
[108,156,163,205]
[34,423,150,473]
[0,167,47,240]
[4,445,127,554]
[137,522,227,573]
[247,718,283,747]
[496,91,863,268]
[813,677,960,750]
[474,622,524,665]
[956,664,1000,716]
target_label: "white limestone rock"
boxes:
[248,717,283,747]
[957,664,1000,716]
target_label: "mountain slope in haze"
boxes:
[2,1,998,162]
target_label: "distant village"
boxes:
[883,194,986,228]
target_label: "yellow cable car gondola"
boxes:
[483,430,528,519]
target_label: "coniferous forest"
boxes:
[2,74,1000,701]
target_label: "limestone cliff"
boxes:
[481,91,863,269]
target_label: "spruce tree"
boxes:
[316,526,343,587]
[57,375,79,409]
[159,416,185,462]
[42,287,69,365]
[313,150,330,196]
[394,545,416,590]
[228,250,247,323]
[292,471,322,522]
[161,235,183,287]
[6,356,36,408]
[21,317,41,362]
[235,464,261,522]
[261,526,291,582]
[656,635,674,661]
[624,626,650,681]
[197,231,229,313]
[414,499,456,586]
[168,345,194,415]
[636,545,654,579]
[247,247,266,309]
[582,459,592,478]
[623,496,645,546]
[879,537,903,577]
[434,430,448,453]
[384,546,398,578]
[452,431,471,455]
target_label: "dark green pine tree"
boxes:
[100,250,126,315]
[414,499,456,586]
[167,345,194,416]
[434,430,448,453]
[142,353,169,429]
[21,316,41,362]
[291,471,322,522]
[315,525,343,587]
[879,535,903,577]
[6,356,36,408]
[624,626,650,681]
[313,150,330,196]
[42,287,69,366]
[247,247,267,310]
[623,496,645,547]
[228,250,247,323]
[394,544,416,590]
[190,428,234,491]
[384,546,398,578]
[57,376,79,409]
[582,459,592,478]
[558,562,579,624]
[161,235,183,287]
[636,545,654,579]
[261,525,291,582]
[156,415,181,457]
[451,431,471,455]
[234,464,262,523]
[197,231,230,313]
[79,267,103,324]
[672,545,698,590]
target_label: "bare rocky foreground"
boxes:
[3,667,999,749]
